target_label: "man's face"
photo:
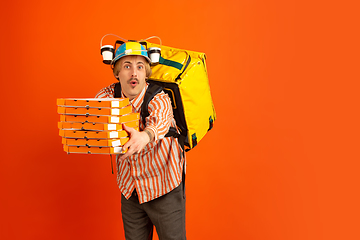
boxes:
[116,55,147,100]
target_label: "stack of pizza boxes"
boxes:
[57,98,139,154]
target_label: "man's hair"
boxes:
[113,57,152,79]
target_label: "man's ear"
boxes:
[113,67,118,80]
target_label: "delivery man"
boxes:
[95,41,186,240]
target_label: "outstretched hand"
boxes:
[119,124,152,161]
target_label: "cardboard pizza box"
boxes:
[62,137,129,147]
[63,145,124,154]
[58,120,138,131]
[59,129,136,139]
[59,113,139,124]
[58,105,132,116]
[57,98,129,108]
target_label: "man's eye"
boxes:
[138,66,143,69]
[124,65,130,69]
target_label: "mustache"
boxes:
[127,78,139,83]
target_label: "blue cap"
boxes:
[112,42,151,65]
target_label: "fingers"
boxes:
[119,138,133,160]
[122,137,132,153]
[119,141,139,161]
[119,150,131,161]
[119,125,137,161]
[123,124,134,134]
[119,124,134,160]
[118,125,149,161]
[121,125,136,151]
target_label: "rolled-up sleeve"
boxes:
[145,92,173,141]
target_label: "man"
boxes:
[95,42,186,240]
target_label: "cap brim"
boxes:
[111,54,151,65]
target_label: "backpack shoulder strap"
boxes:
[143,83,186,150]
[114,82,122,98]
[141,82,164,124]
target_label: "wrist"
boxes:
[144,129,154,143]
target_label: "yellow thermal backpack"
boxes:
[114,42,216,151]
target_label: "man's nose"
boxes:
[131,67,138,77]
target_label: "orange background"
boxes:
[1,0,359,239]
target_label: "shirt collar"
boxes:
[122,83,148,113]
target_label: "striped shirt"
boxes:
[95,82,185,204]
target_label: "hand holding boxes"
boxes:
[57,98,139,154]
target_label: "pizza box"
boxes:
[57,98,129,108]
[63,145,124,154]
[62,137,129,147]
[59,129,136,139]
[58,105,132,116]
[59,113,139,124]
[58,120,138,131]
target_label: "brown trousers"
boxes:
[121,182,186,240]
